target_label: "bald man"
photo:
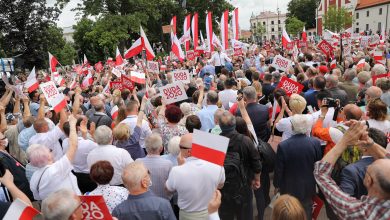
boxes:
[365,86,383,102]
[314,121,390,219]
[165,133,225,220]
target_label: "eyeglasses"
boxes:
[179,145,190,150]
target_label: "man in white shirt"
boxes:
[218,78,237,110]
[87,125,133,186]
[209,47,231,75]
[166,133,225,219]
[120,100,152,150]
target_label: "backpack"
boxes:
[257,139,276,173]
[222,135,250,205]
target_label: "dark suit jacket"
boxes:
[236,102,270,142]
[339,157,373,199]
[274,134,323,201]
[304,90,318,111]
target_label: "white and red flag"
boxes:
[82,72,93,88]
[357,59,366,69]
[172,33,185,62]
[282,28,292,48]
[115,47,124,66]
[232,8,239,40]
[206,11,213,52]
[83,54,88,65]
[3,199,40,220]
[40,81,67,113]
[170,16,177,42]
[140,26,155,61]
[56,76,65,87]
[130,71,146,84]
[302,27,307,42]
[183,14,191,51]
[111,105,119,120]
[212,32,223,49]
[48,52,59,73]
[124,38,143,59]
[103,83,110,95]
[220,10,229,51]
[191,129,230,166]
[374,51,385,65]
[191,13,199,50]
[69,78,77,90]
[94,61,104,73]
[330,59,337,69]
[25,67,39,93]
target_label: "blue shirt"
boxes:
[196,105,218,131]
[200,65,215,78]
[112,191,176,220]
[18,126,36,152]
[225,62,233,72]
[114,126,145,160]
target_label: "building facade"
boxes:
[250,11,287,42]
[354,0,390,34]
[63,26,75,43]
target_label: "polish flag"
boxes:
[25,67,39,93]
[232,8,239,40]
[357,59,366,69]
[124,38,143,59]
[130,71,146,84]
[94,61,104,73]
[330,59,337,69]
[160,65,167,71]
[191,13,199,50]
[172,33,185,62]
[48,52,59,73]
[212,32,223,49]
[140,26,155,61]
[302,27,307,42]
[83,54,88,65]
[56,76,65,87]
[183,14,191,51]
[220,10,229,51]
[170,16,177,42]
[191,129,230,166]
[200,30,206,50]
[69,79,77,90]
[82,72,93,88]
[206,11,213,52]
[282,28,292,48]
[115,47,124,66]
[3,199,40,220]
[374,51,385,65]
[103,83,110,95]
[111,105,119,120]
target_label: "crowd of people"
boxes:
[0,37,389,220]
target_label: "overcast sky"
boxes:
[53,0,289,30]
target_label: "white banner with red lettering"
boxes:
[160,82,188,104]
[40,81,67,113]
[172,69,190,84]
[147,61,160,74]
[271,55,292,72]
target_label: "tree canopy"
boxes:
[287,0,318,29]
[323,6,353,33]
[286,17,305,37]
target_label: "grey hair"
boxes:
[207,91,219,104]
[326,75,339,88]
[235,70,244,78]
[27,144,52,168]
[344,68,357,81]
[180,102,192,116]
[42,189,79,220]
[122,161,147,192]
[243,86,257,101]
[291,114,312,134]
[145,133,163,154]
[219,111,236,128]
[167,136,181,156]
[372,64,386,76]
[94,125,113,145]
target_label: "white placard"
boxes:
[271,55,292,72]
[40,81,66,112]
[111,68,122,78]
[147,61,159,74]
[160,82,188,105]
[172,69,190,84]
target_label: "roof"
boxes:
[356,0,390,10]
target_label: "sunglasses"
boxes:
[179,145,190,150]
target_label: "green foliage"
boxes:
[286,17,305,36]
[255,24,266,37]
[287,0,317,29]
[323,6,353,32]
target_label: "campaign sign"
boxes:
[40,81,67,113]
[121,75,134,90]
[277,76,304,96]
[172,69,190,84]
[186,50,195,61]
[271,55,292,72]
[234,47,243,56]
[372,73,390,86]
[160,82,188,105]
[110,81,123,91]
[286,42,294,50]
[317,40,333,57]
[147,61,159,74]
[312,196,324,220]
[297,40,307,48]
[80,195,112,220]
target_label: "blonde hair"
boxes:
[272,194,307,220]
[289,94,307,114]
[252,81,262,96]
[113,123,130,141]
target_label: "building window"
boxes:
[378,22,382,32]
[366,11,369,17]
[271,21,274,25]
[356,12,359,19]
[278,27,281,31]
[272,28,275,32]
[379,8,382,15]
[263,21,266,25]
[356,28,359,33]
[271,35,275,40]
[278,20,281,24]
[366,24,369,30]
[356,22,359,26]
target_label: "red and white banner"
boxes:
[56,76,66,87]
[271,55,292,72]
[111,105,119,120]
[357,59,366,69]
[330,60,337,69]
[130,71,146,84]
[282,28,291,48]
[110,81,123,91]
[172,69,190,84]
[83,54,88,65]
[220,10,229,51]
[183,14,191,51]
[234,47,243,56]
[160,65,167,71]
[147,61,159,74]
[297,40,307,48]
[172,33,185,62]
[121,74,134,90]
[80,195,112,220]
[140,26,155,61]
[372,73,390,85]
[69,78,78,90]
[232,8,239,41]
[170,16,177,41]
[302,27,307,42]
[82,72,93,88]
[373,51,385,65]
[111,67,122,78]
[3,199,40,220]
[160,82,188,105]
[25,67,39,93]
[40,81,67,113]
[192,129,230,166]
[95,61,104,73]
[212,32,222,49]
[312,196,324,220]
[48,52,59,73]
[317,40,334,57]
[277,76,304,96]
[115,47,124,66]
[124,38,143,59]
[103,83,110,95]
[191,13,199,50]
[206,11,213,52]
[286,41,294,50]
[186,50,195,60]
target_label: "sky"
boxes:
[53,0,289,30]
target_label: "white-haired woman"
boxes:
[161,136,181,166]
[178,103,194,127]
[28,115,80,201]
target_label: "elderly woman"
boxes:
[275,94,313,141]
[365,98,390,134]
[161,136,181,166]
[179,102,194,127]
[28,115,80,201]
[157,104,188,153]
[87,161,128,212]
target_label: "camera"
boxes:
[323,98,339,108]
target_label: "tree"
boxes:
[253,24,266,42]
[0,0,61,69]
[323,6,353,33]
[286,17,305,37]
[287,0,318,29]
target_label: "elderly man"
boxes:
[87,125,133,186]
[339,68,359,104]
[274,114,323,219]
[326,75,348,107]
[197,91,219,131]
[41,189,83,220]
[304,76,326,111]
[113,161,176,220]
[314,121,390,219]
[88,99,112,128]
[166,133,225,220]
[136,134,173,200]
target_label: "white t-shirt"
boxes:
[30,156,81,200]
[29,126,65,161]
[120,116,152,149]
[276,115,313,141]
[218,89,237,110]
[367,119,390,134]
[62,137,98,173]
[166,157,225,212]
